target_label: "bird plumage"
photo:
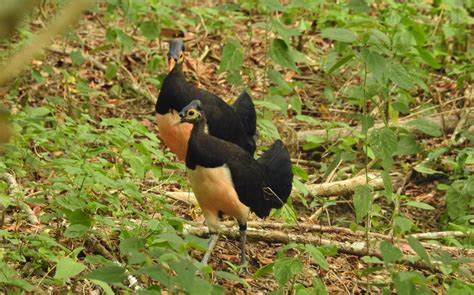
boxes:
[155,40,257,160]
[179,100,293,264]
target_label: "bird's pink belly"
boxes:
[156,112,192,161]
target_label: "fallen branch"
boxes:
[408,231,471,241]
[297,111,474,144]
[184,225,443,274]
[307,172,404,197]
[244,221,474,256]
[0,173,39,225]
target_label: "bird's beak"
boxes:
[174,112,186,125]
[168,58,176,72]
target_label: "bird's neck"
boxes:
[156,63,191,114]
[191,118,208,136]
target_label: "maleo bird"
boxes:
[178,100,293,265]
[156,39,257,161]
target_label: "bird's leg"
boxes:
[239,223,247,265]
[201,232,219,265]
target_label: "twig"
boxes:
[164,191,198,206]
[0,173,39,225]
[408,231,470,240]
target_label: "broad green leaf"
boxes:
[216,271,250,289]
[54,258,86,280]
[313,277,328,295]
[395,134,420,155]
[268,69,291,91]
[347,0,369,13]
[353,185,373,223]
[414,163,441,175]
[364,50,386,82]
[269,39,300,73]
[404,201,435,210]
[273,257,303,286]
[416,47,441,69]
[409,118,442,137]
[393,216,413,235]
[260,0,287,11]
[305,245,329,270]
[327,54,354,74]
[120,237,146,255]
[369,29,391,47]
[388,63,415,90]
[140,21,160,40]
[253,263,274,278]
[87,265,127,283]
[105,63,118,80]
[90,280,115,295]
[70,51,85,66]
[406,236,431,264]
[219,39,243,73]
[64,224,90,238]
[380,241,403,263]
[321,28,357,43]
[369,127,397,170]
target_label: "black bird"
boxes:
[156,39,257,161]
[178,100,293,265]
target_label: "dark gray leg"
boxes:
[239,223,247,265]
[201,232,219,265]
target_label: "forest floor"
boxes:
[1,1,473,294]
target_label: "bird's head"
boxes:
[178,100,204,124]
[168,39,185,71]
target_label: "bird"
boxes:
[178,100,293,265]
[155,39,257,161]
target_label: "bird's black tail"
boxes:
[232,90,257,153]
[254,140,293,218]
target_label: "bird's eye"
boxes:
[188,110,195,117]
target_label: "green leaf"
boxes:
[327,54,354,74]
[388,63,415,90]
[269,39,300,73]
[305,245,329,270]
[409,118,442,137]
[347,0,369,13]
[414,163,441,175]
[105,63,118,80]
[87,265,127,283]
[363,50,386,82]
[380,241,403,263]
[70,51,85,66]
[219,39,243,73]
[353,185,373,223]
[393,216,413,235]
[406,237,431,264]
[313,277,328,295]
[260,0,287,11]
[216,271,250,289]
[140,21,160,40]
[416,47,441,69]
[321,28,357,43]
[369,127,397,170]
[273,257,303,286]
[253,263,274,278]
[54,258,86,280]
[90,280,115,295]
[64,224,90,238]
[404,201,435,210]
[369,29,391,47]
[120,237,146,255]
